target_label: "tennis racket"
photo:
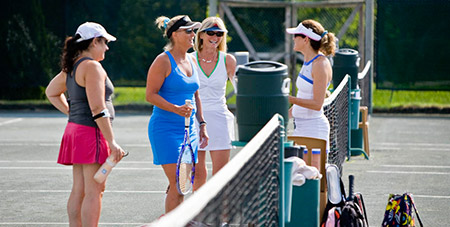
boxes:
[176,99,196,195]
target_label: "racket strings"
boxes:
[179,163,193,193]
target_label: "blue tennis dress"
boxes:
[148,51,200,165]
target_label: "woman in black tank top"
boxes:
[45,22,126,225]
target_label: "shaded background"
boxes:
[0,0,207,99]
[376,0,450,90]
[1,0,449,101]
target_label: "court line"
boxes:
[367,170,450,175]
[380,164,450,169]
[376,142,450,147]
[0,166,213,170]
[0,160,213,165]
[373,147,450,151]
[0,118,23,126]
[0,189,165,194]
[414,194,450,199]
[0,222,146,226]
[0,142,150,147]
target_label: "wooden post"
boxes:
[290,5,297,96]
[209,0,218,16]
[364,0,374,113]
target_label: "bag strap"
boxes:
[407,194,423,227]
[340,177,347,201]
[357,193,369,226]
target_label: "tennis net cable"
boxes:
[147,114,284,227]
[324,74,351,173]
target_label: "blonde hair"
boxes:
[301,19,336,56]
[155,15,185,51]
[194,17,228,53]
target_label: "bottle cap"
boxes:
[311,148,321,154]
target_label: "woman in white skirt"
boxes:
[286,19,336,151]
[192,17,236,189]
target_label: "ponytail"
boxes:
[155,16,171,37]
[319,32,336,56]
[155,15,184,51]
[60,34,92,73]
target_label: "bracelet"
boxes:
[199,121,207,126]
[93,109,111,120]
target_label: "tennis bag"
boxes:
[340,193,368,227]
[321,164,346,226]
[339,175,368,227]
[321,168,368,227]
[381,193,423,227]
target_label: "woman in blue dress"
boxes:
[146,15,209,213]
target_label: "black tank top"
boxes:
[66,57,115,127]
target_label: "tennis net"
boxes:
[323,75,350,173]
[147,115,284,227]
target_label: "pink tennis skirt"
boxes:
[58,122,110,165]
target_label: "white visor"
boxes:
[286,23,322,41]
[179,22,201,30]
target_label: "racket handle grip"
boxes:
[94,156,116,183]
[185,99,191,127]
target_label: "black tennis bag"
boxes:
[321,174,368,227]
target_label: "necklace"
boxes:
[201,58,213,63]
[199,52,217,64]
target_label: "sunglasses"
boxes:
[294,34,306,38]
[205,31,224,37]
[184,29,197,34]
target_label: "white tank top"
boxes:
[193,51,228,111]
[292,54,324,119]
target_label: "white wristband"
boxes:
[93,109,111,120]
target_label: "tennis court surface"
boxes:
[1,111,449,226]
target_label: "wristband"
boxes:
[199,121,207,126]
[93,109,111,120]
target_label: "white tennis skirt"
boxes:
[292,114,330,150]
[197,108,235,151]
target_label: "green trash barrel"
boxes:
[236,61,290,142]
[285,179,320,227]
[333,48,360,89]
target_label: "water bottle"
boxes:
[94,156,116,183]
[311,148,321,172]
[302,148,309,165]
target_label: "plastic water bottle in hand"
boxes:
[94,156,116,183]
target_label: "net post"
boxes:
[277,113,286,227]
[346,75,352,160]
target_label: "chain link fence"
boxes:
[219,0,372,108]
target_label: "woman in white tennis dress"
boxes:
[286,19,336,150]
[192,17,236,189]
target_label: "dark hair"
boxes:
[60,34,93,73]
[302,19,336,56]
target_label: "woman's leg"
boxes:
[193,150,207,191]
[162,163,184,213]
[210,149,230,175]
[81,163,105,226]
[68,165,84,227]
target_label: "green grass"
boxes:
[113,87,148,105]
[2,85,449,110]
[114,85,450,109]
[373,89,450,109]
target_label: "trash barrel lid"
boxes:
[237,61,287,74]
[335,48,359,56]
